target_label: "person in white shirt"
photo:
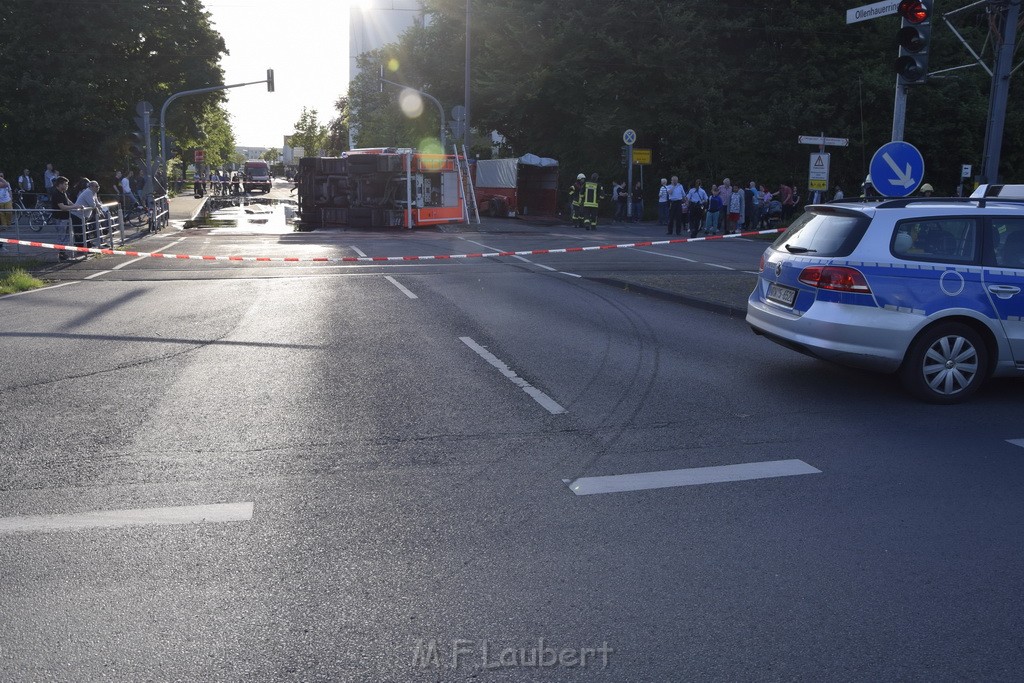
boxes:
[657,178,669,225]
[75,180,106,247]
[121,171,138,208]
[686,179,709,238]
[43,163,58,190]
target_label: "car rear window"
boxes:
[771,208,871,257]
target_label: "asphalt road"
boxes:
[2,207,1024,682]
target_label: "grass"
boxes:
[0,262,46,295]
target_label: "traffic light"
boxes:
[267,68,275,92]
[895,0,932,85]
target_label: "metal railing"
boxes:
[0,194,171,259]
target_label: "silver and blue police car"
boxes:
[746,186,1024,403]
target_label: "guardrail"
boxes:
[0,194,170,260]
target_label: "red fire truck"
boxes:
[296,148,468,229]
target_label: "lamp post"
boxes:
[464,0,471,152]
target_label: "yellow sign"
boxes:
[632,148,652,165]
[809,179,828,191]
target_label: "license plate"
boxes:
[767,282,797,307]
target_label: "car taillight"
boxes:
[798,266,871,293]
[759,254,765,272]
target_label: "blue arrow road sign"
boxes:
[869,141,925,197]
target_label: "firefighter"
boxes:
[569,172,586,228]
[582,172,604,231]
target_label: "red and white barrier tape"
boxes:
[0,228,785,263]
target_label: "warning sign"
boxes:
[808,152,830,191]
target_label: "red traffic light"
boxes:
[898,0,929,24]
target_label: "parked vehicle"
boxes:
[243,160,272,194]
[746,190,1024,403]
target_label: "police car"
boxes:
[746,187,1024,403]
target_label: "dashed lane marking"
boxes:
[384,275,418,299]
[0,501,255,534]
[459,336,566,415]
[1007,439,1024,448]
[352,245,368,257]
[563,459,821,496]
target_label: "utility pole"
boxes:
[979,0,1020,183]
[464,0,471,151]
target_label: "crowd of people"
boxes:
[656,177,803,237]
[568,175,814,235]
[188,169,243,197]
[0,163,164,257]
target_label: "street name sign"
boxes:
[869,141,925,197]
[808,152,831,191]
[846,0,900,24]
[798,135,849,147]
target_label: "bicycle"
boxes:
[122,202,150,229]
[13,191,53,232]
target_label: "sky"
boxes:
[204,0,352,149]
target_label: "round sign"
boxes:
[868,141,925,198]
[622,129,637,145]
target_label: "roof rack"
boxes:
[822,195,1024,210]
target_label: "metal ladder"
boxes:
[454,144,480,224]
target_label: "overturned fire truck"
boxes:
[296,148,468,229]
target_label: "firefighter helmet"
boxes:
[577,173,586,180]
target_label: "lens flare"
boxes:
[399,88,424,118]
[418,138,443,155]
[387,58,400,72]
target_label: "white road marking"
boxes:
[636,248,696,263]
[705,262,735,271]
[84,270,111,280]
[0,501,254,534]
[563,459,821,496]
[514,255,558,272]
[559,272,582,278]
[384,275,418,299]
[112,236,188,270]
[1007,439,1024,448]
[0,281,81,299]
[459,336,566,415]
[351,245,368,257]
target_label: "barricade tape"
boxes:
[0,228,786,263]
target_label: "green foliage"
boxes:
[262,148,282,162]
[0,266,45,295]
[290,107,330,157]
[326,97,351,155]
[0,1,228,186]
[347,0,1023,194]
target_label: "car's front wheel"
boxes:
[899,322,989,404]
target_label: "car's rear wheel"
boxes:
[899,322,988,404]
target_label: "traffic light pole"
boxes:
[891,81,908,142]
[979,0,1020,184]
[159,75,273,177]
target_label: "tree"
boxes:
[326,97,351,155]
[262,148,282,162]
[0,1,229,185]
[289,108,330,158]
[345,0,1018,193]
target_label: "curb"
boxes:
[586,277,747,318]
